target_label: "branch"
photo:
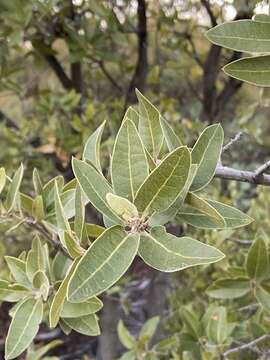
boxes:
[254,160,270,178]
[222,334,270,357]
[222,132,243,153]
[0,110,19,130]
[45,54,74,90]
[215,164,270,187]
[201,0,217,27]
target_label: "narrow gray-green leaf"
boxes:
[49,259,80,328]
[160,117,182,151]
[224,55,270,87]
[139,226,224,272]
[62,314,100,336]
[32,168,43,195]
[68,226,139,302]
[0,167,6,194]
[5,257,31,288]
[83,120,106,172]
[246,231,269,281]
[134,147,191,216]
[54,181,71,234]
[74,183,85,244]
[256,285,270,313]
[191,124,223,191]
[136,89,163,159]
[106,193,138,221]
[5,297,43,360]
[117,320,136,349]
[206,277,250,299]
[61,297,103,318]
[111,119,149,201]
[139,316,160,342]
[206,20,270,53]
[33,270,50,301]
[72,158,122,224]
[0,281,30,302]
[124,106,139,127]
[6,164,24,212]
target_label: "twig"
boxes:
[254,160,270,178]
[215,164,270,187]
[222,132,243,153]
[201,0,217,27]
[226,238,252,246]
[222,334,270,358]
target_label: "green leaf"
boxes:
[54,181,71,234]
[20,194,33,215]
[32,168,43,195]
[206,20,270,53]
[72,158,122,224]
[83,120,106,172]
[207,200,253,228]
[205,306,228,345]
[49,259,80,328]
[5,297,43,360]
[206,277,250,299]
[5,257,31,288]
[32,195,45,221]
[111,119,149,201]
[106,193,138,221]
[61,297,103,318]
[181,308,201,340]
[85,223,105,238]
[52,252,72,281]
[5,164,24,212]
[118,350,136,360]
[223,55,270,87]
[190,124,223,192]
[139,226,224,272]
[160,117,182,151]
[64,232,85,259]
[42,176,64,210]
[139,316,160,342]
[185,193,225,227]
[26,340,62,360]
[26,236,46,283]
[149,164,197,226]
[134,147,191,216]
[62,314,100,336]
[124,106,139,127]
[117,320,136,349]
[246,231,269,281]
[74,184,85,244]
[136,89,163,159]
[33,271,50,301]
[68,226,139,302]
[0,167,6,194]
[256,285,270,313]
[0,281,30,302]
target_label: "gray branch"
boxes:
[215,164,270,186]
[222,334,270,357]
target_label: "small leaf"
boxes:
[136,89,163,159]
[124,106,139,127]
[139,226,224,272]
[5,297,43,360]
[191,124,223,191]
[33,271,50,301]
[32,168,43,195]
[117,320,136,349]
[68,226,139,302]
[32,195,45,221]
[206,306,228,345]
[207,277,251,299]
[111,118,149,201]
[74,184,85,245]
[52,252,72,281]
[224,55,270,87]
[0,281,30,302]
[49,259,80,328]
[26,236,46,283]
[5,257,31,288]
[54,181,71,234]
[61,297,103,318]
[5,164,24,212]
[62,314,100,336]
[139,316,160,342]
[106,193,138,221]
[256,285,270,313]
[206,20,270,53]
[181,308,201,340]
[134,147,191,216]
[83,120,106,172]
[246,231,269,281]
[160,117,182,151]
[72,158,122,224]
[64,232,85,259]
[0,167,6,194]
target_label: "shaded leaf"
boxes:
[246,231,269,281]
[207,277,250,299]
[160,117,182,151]
[117,320,136,349]
[68,226,139,302]
[61,297,103,318]
[62,314,100,336]
[5,164,24,212]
